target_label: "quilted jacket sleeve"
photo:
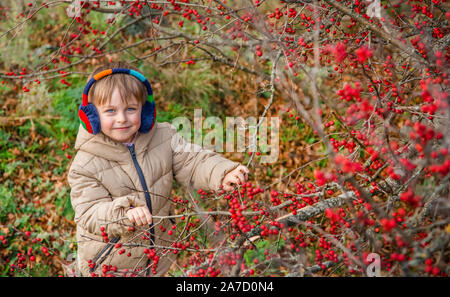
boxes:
[170,126,241,192]
[68,165,145,237]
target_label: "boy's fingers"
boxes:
[237,166,249,181]
[138,208,151,225]
[135,208,152,225]
[222,166,250,191]
[238,165,249,174]
[132,215,141,226]
[223,178,235,191]
[135,213,144,226]
[127,209,136,223]
[235,172,245,184]
[242,166,249,174]
[144,210,152,224]
[127,208,152,226]
[224,183,233,191]
[230,175,240,185]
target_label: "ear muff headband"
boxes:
[79,68,156,135]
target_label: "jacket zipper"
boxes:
[128,144,156,276]
[128,144,155,242]
[128,144,175,224]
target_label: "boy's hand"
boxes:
[126,206,152,226]
[222,165,249,191]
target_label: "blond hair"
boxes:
[87,61,148,107]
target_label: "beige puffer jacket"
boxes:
[68,122,240,277]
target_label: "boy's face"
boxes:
[96,88,142,143]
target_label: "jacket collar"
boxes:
[74,123,157,163]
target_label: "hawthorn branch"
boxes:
[322,0,430,67]
[247,49,282,167]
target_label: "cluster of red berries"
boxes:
[330,137,357,153]
[228,197,252,233]
[0,234,7,245]
[314,169,337,187]
[61,142,71,159]
[337,82,363,102]
[143,248,160,275]
[399,188,422,208]
[100,226,109,242]
[334,154,363,174]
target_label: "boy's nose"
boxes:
[116,112,127,123]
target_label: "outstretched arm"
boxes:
[170,127,242,192]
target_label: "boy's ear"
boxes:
[79,103,101,134]
[139,100,156,133]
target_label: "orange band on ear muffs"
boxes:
[79,68,156,135]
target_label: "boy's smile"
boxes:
[96,88,142,143]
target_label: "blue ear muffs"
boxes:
[139,99,156,134]
[79,68,156,134]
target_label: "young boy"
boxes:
[68,61,249,277]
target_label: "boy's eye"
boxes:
[106,109,115,113]
[127,108,136,111]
